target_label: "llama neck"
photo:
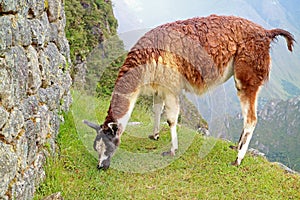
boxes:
[103,91,139,133]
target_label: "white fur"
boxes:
[96,138,108,166]
[117,92,140,131]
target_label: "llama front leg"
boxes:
[149,92,164,140]
[162,93,180,156]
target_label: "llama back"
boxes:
[106,15,294,126]
[114,15,276,95]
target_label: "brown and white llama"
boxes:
[84,15,295,170]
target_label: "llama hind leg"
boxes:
[232,81,261,166]
[149,92,164,140]
[162,93,180,156]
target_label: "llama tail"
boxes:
[267,29,295,52]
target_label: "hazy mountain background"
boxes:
[111,0,300,171]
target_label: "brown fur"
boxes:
[104,14,295,130]
[114,15,294,92]
[98,14,295,167]
[104,93,130,127]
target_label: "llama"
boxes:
[84,15,295,170]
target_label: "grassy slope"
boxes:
[34,92,300,200]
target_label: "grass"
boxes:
[34,91,300,199]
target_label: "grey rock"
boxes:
[38,85,60,111]
[24,120,38,165]
[274,162,300,175]
[47,0,62,22]
[2,108,24,142]
[49,111,60,138]
[43,192,64,200]
[11,164,35,200]
[49,11,66,34]
[49,23,59,43]
[0,61,13,109]
[34,152,46,183]
[10,15,21,46]
[47,85,61,111]
[12,45,29,98]
[29,18,45,46]
[0,0,17,13]
[27,0,45,18]
[40,12,51,44]
[198,127,210,136]
[45,43,66,71]
[17,14,32,47]
[15,133,28,171]
[248,148,266,158]
[0,106,9,129]
[40,42,65,86]
[60,5,67,30]
[27,12,50,46]
[38,49,51,87]
[0,0,72,198]
[26,45,42,94]
[37,87,48,103]
[0,194,9,200]
[0,142,18,197]
[35,105,50,145]
[0,12,31,48]
[0,15,13,51]
[4,46,29,105]
[57,33,71,60]
[21,96,39,120]
[11,176,26,200]
[56,69,72,98]
[61,90,72,112]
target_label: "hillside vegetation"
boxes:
[34,92,300,199]
[65,0,118,62]
[65,0,126,96]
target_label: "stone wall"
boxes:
[0,0,72,199]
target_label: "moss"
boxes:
[64,0,118,63]
[44,0,49,10]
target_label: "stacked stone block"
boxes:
[0,0,72,199]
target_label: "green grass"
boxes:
[34,91,300,199]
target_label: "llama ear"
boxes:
[108,122,118,135]
[83,120,101,132]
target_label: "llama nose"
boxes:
[97,164,109,170]
[97,165,104,170]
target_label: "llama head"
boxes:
[83,120,120,170]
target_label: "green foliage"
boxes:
[65,0,126,96]
[65,0,118,63]
[34,92,300,200]
[81,35,127,96]
[93,37,127,97]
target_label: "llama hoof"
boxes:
[148,134,159,140]
[229,145,238,150]
[161,150,175,157]
[231,159,240,166]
